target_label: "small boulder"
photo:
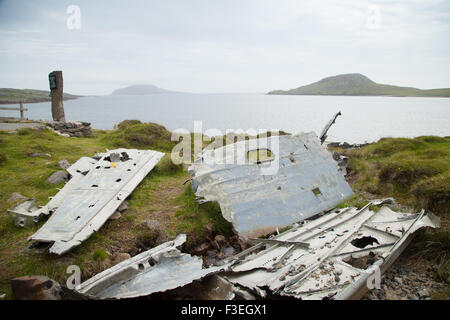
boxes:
[214,235,226,244]
[117,201,129,212]
[11,275,62,300]
[28,152,51,158]
[46,170,68,185]
[109,211,121,220]
[58,159,71,170]
[193,242,211,255]
[7,192,27,203]
[222,246,235,258]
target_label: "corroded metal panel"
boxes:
[29,148,164,254]
[77,234,230,299]
[224,200,440,300]
[189,132,354,237]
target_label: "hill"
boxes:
[268,73,450,97]
[112,84,178,95]
[0,88,81,104]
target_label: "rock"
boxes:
[222,246,235,257]
[408,294,419,300]
[418,289,429,298]
[113,253,131,264]
[58,159,71,170]
[385,290,398,300]
[334,275,341,283]
[46,170,69,184]
[11,275,62,300]
[109,211,121,220]
[193,242,211,255]
[7,192,27,203]
[394,276,403,285]
[0,293,5,299]
[214,235,226,244]
[28,152,51,158]
[117,201,129,212]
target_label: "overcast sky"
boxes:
[0,0,449,95]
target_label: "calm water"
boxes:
[1,94,449,143]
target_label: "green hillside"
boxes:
[268,74,450,97]
[0,88,81,104]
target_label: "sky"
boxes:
[0,0,449,95]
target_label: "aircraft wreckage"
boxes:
[72,127,439,300]
[9,113,441,299]
[26,148,164,255]
[75,200,439,300]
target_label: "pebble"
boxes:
[418,289,429,298]
[363,261,446,300]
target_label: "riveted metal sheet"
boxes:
[223,200,440,300]
[29,148,164,254]
[77,234,230,299]
[189,132,354,237]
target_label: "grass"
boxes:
[0,123,448,300]
[173,186,234,250]
[338,136,450,215]
[92,249,108,261]
[336,194,369,209]
[334,136,450,298]
[0,121,229,299]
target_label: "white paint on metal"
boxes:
[223,201,439,300]
[189,132,354,237]
[28,148,164,255]
[77,234,230,299]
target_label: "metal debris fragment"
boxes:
[8,199,40,228]
[319,111,342,144]
[223,200,439,300]
[28,148,164,255]
[188,132,354,237]
[76,234,230,299]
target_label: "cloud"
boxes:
[0,0,448,94]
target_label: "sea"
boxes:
[1,94,449,144]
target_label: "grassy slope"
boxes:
[338,136,449,214]
[334,137,449,294]
[0,123,448,299]
[0,122,231,298]
[0,88,80,104]
[269,73,450,97]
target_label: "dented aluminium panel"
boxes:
[189,132,354,237]
[29,148,164,255]
[224,200,440,300]
[8,157,98,227]
[77,234,230,299]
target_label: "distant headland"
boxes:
[268,73,450,97]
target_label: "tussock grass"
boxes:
[341,136,450,215]
[173,186,234,249]
[0,122,238,298]
[104,120,175,152]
